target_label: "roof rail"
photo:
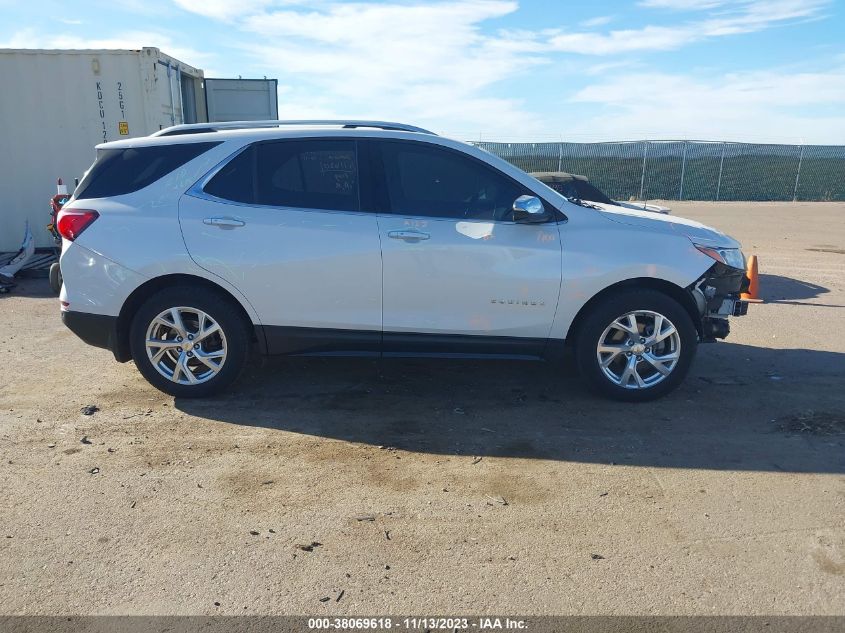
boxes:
[151,119,436,137]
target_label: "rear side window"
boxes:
[75,142,220,199]
[204,140,360,212]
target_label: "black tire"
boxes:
[574,289,697,402]
[129,286,251,398]
[49,262,62,294]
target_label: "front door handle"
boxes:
[203,217,245,228]
[388,230,430,242]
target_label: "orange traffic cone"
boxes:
[741,255,762,302]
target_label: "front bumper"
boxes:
[62,310,120,355]
[690,262,750,342]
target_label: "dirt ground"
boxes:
[0,202,843,616]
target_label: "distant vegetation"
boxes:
[475,141,844,202]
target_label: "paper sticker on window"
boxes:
[118,121,129,135]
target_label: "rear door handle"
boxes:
[203,217,245,228]
[388,230,430,242]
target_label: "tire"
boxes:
[129,286,251,398]
[573,289,697,402]
[49,262,62,294]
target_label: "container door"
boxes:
[204,79,278,122]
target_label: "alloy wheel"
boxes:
[144,306,227,385]
[596,310,681,390]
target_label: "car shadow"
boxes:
[175,342,845,474]
[0,277,56,299]
[759,273,844,307]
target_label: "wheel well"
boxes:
[564,277,701,349]
[114,274,258,362]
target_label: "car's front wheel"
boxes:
[574,289,697,401]
[129,286,250,398]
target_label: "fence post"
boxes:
[639,142,648,200]
[792,145,804,202]
[716,142,726,201]
[678,141,687,200]
[558,142,563,172]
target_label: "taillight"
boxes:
[56,209,99,241]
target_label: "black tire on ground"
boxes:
[129,286,251,398]
[48,262,62,294]
[573,289,698,402]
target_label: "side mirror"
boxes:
[512,195,548,223]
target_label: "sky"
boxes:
[1,0,844,143]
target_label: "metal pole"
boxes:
[678,141,687,200]
[558,142,563,172]
[716,142,725,201]
[639,142,648,200]
[792,145,804,202]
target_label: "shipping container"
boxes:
[205,78,279,122]
[0,47,277,250]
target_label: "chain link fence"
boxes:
[472,140,845,202]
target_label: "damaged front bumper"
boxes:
[688,262,751,342]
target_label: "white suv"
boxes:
[57,120,749,401]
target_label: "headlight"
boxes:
[694,244,745,270]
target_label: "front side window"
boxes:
[377,141,525,221]
[203,140,360,212]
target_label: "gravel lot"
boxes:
[1,202,843,615]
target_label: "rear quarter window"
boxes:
[74,142,220,199]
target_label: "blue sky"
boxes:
[2,0,843,142]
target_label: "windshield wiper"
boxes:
[565,196,604,211]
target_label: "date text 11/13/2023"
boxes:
[307,617,528,630]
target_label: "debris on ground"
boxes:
[47,443,55,449]
[249,530,260,536]
[591,553,605,560]
[80,405,99,416]
[80,436,92,445]
[88,467,100,474]
[319,597,330,603]
[485,495,508,506]
[384,530,391,541]
[453,407,466,415]
[355,514,376,522]
[336,590,345,602]
[122,409,152,420]
[472,456,483,465]
[296,541,322,552]
[776,410,844,436]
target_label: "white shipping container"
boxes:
[0,47,206,250]
[205,78,279,122]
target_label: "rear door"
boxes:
[179,138,382,354]
[370,139,563,355]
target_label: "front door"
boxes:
[180,138,382,354]
[370,139,563,355]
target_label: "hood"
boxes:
[590,202,741,249]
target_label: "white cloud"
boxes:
[580,15,614,27]
[638,0,727,9]
[235,1,549,136]
[568,66,845,142]
[550,0,830,55]
[172,0,305,20]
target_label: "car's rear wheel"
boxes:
[129,286,250,398]
[49,262,62,294]
[574,289,697,401]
